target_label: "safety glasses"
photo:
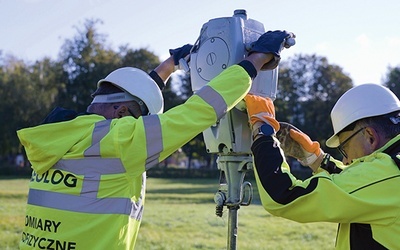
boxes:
[337,127,366,159]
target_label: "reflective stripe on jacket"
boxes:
[17,64,253,249]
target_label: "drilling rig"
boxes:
[185,9,280,250]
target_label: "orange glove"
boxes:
[276,122,323,168]
[244,94,280,131]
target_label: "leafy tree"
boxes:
[58,19,120,111]
[0,56,27,155]
[383,66,400,98]
[276,54,353,155]
[120,47,160,71]
[0,55,61,155]
[28,59,65,118]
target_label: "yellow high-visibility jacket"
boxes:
[17,63,255,250]
[251,134,400,249]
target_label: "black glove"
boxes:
[169,44,193,66]
[249,30,295,70]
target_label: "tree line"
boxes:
[1,19,399,169]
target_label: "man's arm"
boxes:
[151,44,193,89]
[243,53,274,72]
[153,56,175,83]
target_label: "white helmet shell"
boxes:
[326,83,400,147]
[97,67,164,115]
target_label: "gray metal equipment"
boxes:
[189,9,278,250]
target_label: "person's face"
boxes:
[337,126,380,165]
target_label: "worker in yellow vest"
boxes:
[17,30,295,249]
[245,83,400,249]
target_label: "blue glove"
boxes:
[249,30,295,70]
[169,44,193,66]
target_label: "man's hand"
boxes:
[249,30,295,70]
[276,122,323,171]
[153,44,193,83]
[169,44,193,68]
[244,94,280,135]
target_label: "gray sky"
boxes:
[2,0,400,85]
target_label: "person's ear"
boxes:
[364,127,380,151]
[114,105,129,118]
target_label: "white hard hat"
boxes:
[95,67,163,115]
[326,83,400,148]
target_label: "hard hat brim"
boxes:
[326,134,340,148]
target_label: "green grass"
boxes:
[0,178,29,250]
[0,177,336,250]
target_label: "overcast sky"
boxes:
[2,0,400,85]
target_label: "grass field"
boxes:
[0,177,337,250]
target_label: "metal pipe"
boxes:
[227,206,239,250]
